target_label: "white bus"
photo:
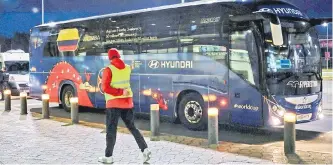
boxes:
[0,50,30,96]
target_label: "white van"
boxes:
[0,49,30,96]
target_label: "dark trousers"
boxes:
[105,108,148,157]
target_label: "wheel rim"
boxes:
[64,91,73,108]
[184,101,203,124]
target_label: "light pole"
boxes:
[42,0,44,24]
[323,22,329,69]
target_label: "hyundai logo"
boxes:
[287,81,299,88]
[148,60,160,69]
[258,8,274,13]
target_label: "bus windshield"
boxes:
[5,61,29,74]
[265,21,321,96]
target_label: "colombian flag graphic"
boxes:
[57,28,80,52]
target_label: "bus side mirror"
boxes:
[270,21,283,46]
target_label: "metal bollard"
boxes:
[284,112,296,155]
[20,92,28,115]
[42,94,50,119]
[208,107,219,148]
[150,104,160,141]
[4,90,11,111]
[70,97,79,124]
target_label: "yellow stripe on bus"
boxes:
[57,28,79,41]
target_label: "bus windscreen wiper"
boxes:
[302,71,322,80]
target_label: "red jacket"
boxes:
[102,58,133,109]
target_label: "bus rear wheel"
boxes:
[178,92,207,131]
[61,85,75,112]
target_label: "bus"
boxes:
[0,50,30,97]
[29,0,331,130]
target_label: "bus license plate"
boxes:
[297,113,312,121]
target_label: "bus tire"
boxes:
[178,92,207,131]
[61,85,75,112]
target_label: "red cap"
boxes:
[108,48,121,60]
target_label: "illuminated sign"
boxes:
[276,59,291,69]
[287,81,318,88]
[320,40,332,48]
[148,60,193,69]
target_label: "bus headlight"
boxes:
[317,104,324,119]
[272,105,285,117]
[318,104,322,113]
[271,116,281,126]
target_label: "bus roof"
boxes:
[35,0,299,28]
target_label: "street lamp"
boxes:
[42,0,44,24]
[32,0,44,24]
[322,22,329,69]
[32,7,39,13]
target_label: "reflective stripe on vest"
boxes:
[104,64,133,101]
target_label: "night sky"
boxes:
[0,0,332,37]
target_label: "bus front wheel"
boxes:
[178,92,207,131]
[61,85,75,112]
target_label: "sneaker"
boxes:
[98,156,113,164]
[142,149,151,163]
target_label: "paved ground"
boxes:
[0,105,273,164]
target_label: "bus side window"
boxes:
[77,20,104,56]
[43,31,60,57]
[140,9,179,55]
[178,5,227,65]
[100,15,141,56]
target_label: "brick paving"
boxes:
[0,105,273,164]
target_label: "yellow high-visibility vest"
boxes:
[104,64,133,101]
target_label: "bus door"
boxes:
[228,26,264,127]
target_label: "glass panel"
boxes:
[4,61,29,74]
[230,30,259,87]
[179,5,227,65]
[265,21,321,95]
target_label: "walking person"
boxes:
[98,48,151,164]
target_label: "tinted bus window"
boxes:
[140,9,180,54]
[100,15,141,55]
[179,5,227,65]
[77,20,104,56]
[43,29,60,57]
